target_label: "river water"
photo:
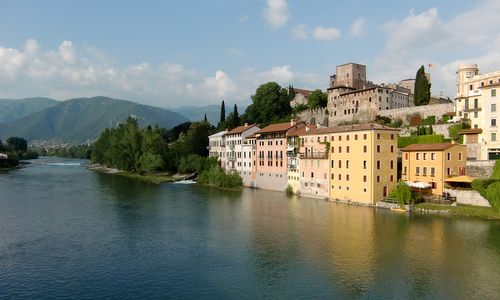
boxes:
[1,157,499,299]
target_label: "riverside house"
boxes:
[224,124,260,176]
[255,120,306,191]
[401,143,467,195]
[208,130,227,168]
[328,123,399,205]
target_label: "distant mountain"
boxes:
[0,96,189,144]
[172,103,248,125]
[0,97,58,123]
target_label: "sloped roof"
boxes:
[226,124,258,135]
[257,122,299,134]
[402,143,457,151]
[293,88,313,97]
[208,130,227,138]
[287,124,317,137]
[458,128,482,135]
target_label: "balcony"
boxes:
[287,164,298,170]
[464,107,481,112]
[299,152,328,159]
[228,156,236,161]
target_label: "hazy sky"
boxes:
[0,0,499,108]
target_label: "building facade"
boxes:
[401,143,467,195]
[224,124,260,177]
[455,64,500,160]
[208,130,227,168]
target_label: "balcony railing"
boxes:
[299,152,328,159]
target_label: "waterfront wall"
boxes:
[256,172,288,192]
[444,188,491,207]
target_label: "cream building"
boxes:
[208,130,227,168]
[224,124,260,177]
[455,64,500,160]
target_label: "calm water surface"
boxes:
[1,157,500,299]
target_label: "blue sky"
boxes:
[0,0,498,108]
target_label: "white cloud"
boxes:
[372,1,500,97]
[0,39,327,107]
[263,0,289,29]
[227,48,244,56]
[350,18,366,36]
[313,26,341,41]
[292,24,309,39]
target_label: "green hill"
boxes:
[171,103,248,126]
[0,96,189,144]
[0,97,58,123]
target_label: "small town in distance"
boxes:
[208,62,498,208]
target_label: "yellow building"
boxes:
[401,143,467,195]
[328,123,399,205]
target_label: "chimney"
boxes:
[290,119,296,126]
[305,125,310,132]
[244,123,248,127]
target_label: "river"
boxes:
[1,157,499,299]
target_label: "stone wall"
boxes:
[465,144,482,160]
[399,124,452,138]
[445,188,491,207]
[297,107,329,126]
[378,103,454,125]
[466,160,495,178]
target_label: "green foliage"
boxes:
[6,137,28,152]
[407,112,422,126]
[492,160,500,180]
[307,89,328,109]
[375,115,392,125]
[292,104,309,114]
[486,182,500,211]
[414,65,431,106]
[398,134,445,148]
[395,181,412,206]
[225,104,241,130]
[197,166,242,189]
[472,178,498,199]
[391,118,403,128]
[243,82,292,127]
[285,184,294,196]
[43,144,92,159]
[138,152,164,174]
[218,100,226,129]
[0,139,4,152]
[178,155,218,174]
[422,116,436,125]
[448,121,470,144]
[0,97,57,123]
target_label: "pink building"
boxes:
[255,120,305,191]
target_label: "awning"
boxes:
[405,181,432,189]
[445,175,474,183]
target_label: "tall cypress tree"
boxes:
[218,100,226,129]
[414,65,431,106]
[204,113,208,123]
[232,104,240,127]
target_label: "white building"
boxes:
[208,130,227,168]
[224,123,260,176]
[0,153,8,160]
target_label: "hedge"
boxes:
[398,134,445,148]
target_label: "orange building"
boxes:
[401,143,467,195]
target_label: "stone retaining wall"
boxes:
[378,103,454,125]
[466,160,495,178]
[445,188,491,207]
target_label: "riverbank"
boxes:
[415,203,500,221]
[85,163,194,184]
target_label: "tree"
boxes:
[307,89,328,109]
[414,65,431,106]
[395,181,412,206]
[218,100,226,129]
[6,137,28,152]
[243,82,292,126]
[204,113,208,123]
[226,104,241,130]
[0,139,4,152]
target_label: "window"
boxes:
[331,160,335,168]
[423,153,427,160]
[376,176,380,183]
[447,153,451,160]
[492,104,497,112]
[363,160,367,169]
[390,160,394,169]
[405,153,409,160]
[363,134,367,140]
[423,167,427,176]
[376,145,380,153]
[431,167,435,176]
[346,174,350,181]
[338,174,342,180]
[416,167,420,175]
[474,111,478,118]
[346,146,350,153]
[492,89,497,97]
[391,145,394,153]
[311,172,314,178]
[377,133,381,140]
[390,175,394,182]
[492,133,497,141]
[403,166,407,175]
[492,119,497,127]
[447,168,451,176]
[338,146,342,153]
[363,175,367,182]
[465,99,469,109]
[355,134,358,140]
[363,145,367,153]
[431,153,435,160]
[377,160,381,170]
[459,153,462,160]
[338,160,342,168]
[346,160,350,169]
[339,136,342,141]
[416,153,420,160]
[474,98,478,109]
[346,135,350,141]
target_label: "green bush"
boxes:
[486,182,500,211]
[398,134,445,148]
[285,184,294,196]
[472,178,498,199]
[492,160,500,180]
[198,166,242,189]
[395,181,412,206]
[390,118,403,128]
[178,155,218,174]
[422,116,436,125]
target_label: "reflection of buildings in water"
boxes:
[324,203,377,294]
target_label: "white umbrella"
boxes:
[405,181,432,189]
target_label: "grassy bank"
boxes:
[415,203,500,221]
[114,171,176,184]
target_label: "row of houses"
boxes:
[209,121,467,205]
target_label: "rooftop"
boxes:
[257,121,304,134]
[293,88,313,97]
[458,128,483,135]
[225,124,258,135]
[402,143,459,151]
[208,130,227,138]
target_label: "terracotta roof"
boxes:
[257,122,303,134]
[302,123,400,135]
[293,88,313,96]
[225,124,257,135]
[458,128,482,135]
[443,111,456,116]
[287,124,317,137]
[402,143,459,151]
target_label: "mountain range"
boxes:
[171,103,248,125]
[0,97,189,144]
